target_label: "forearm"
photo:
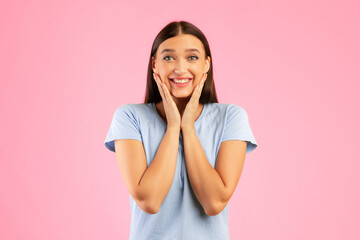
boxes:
[137,127,180,213]
[182,127,227,216]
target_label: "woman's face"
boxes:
[152,34,210,100]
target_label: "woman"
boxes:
[105,21,258,240]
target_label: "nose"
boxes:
[174,58,187,74]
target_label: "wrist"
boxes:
[181,125,195,133]
[166,125,181,133]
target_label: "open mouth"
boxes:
[169,78,193,83]
[169,78,193,88]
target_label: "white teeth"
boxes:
[171,78,191,83]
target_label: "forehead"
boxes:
[158,34,204,53]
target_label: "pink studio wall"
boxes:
[1,0,359,239]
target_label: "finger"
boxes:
[155,76,165,100]
[162,82,169,102]
[192,74,207,102]
[195,73,206,92]
[153,73,166,101]
[201,73,207,85]
[162,81,172,103]
[156,73,169,102]
[189,84,201,104]
[199,73,207,92]
[196,74,206,94]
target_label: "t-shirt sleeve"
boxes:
[220,104,258,154]
[104,104,143,153]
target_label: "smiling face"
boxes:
[152,34,210,102]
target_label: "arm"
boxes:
[182,126,247,216]
[114,127,180,214]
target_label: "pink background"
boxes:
[1,0,359,239]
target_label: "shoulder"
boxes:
[114,103,150,114]
[113,103,154,122]
[113,104,134,118]
[207,103,247,115]
[205,102,231,112]
[220,103,249,123]
[226,103,247,115]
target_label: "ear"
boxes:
[152,56,157,73]
[204,56,211,73]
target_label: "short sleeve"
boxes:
[104,104,142,152]
[220,104,258,154]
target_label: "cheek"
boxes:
[164,79,172,90]
[194,75,202,84]
[166,82,171,90]
[158,73,168,84]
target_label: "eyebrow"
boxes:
[160,48,200,54]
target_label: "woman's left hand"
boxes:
[181,73,207,130]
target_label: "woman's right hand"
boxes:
[153,72,181,130]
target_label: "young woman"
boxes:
[105,21,258,240]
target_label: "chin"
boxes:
[170,92,193,100]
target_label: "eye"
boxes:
[163,55,199,61]
[163,56,174,61]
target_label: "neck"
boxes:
[172,96,191,116]
[155,98,204,123]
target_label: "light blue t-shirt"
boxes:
[104,102,258,240]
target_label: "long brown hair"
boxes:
[144,21,219,104]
